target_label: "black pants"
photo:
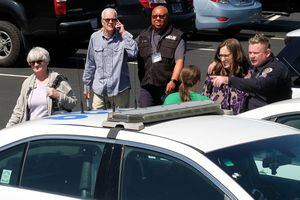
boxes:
[138,85,166,107]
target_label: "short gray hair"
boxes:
[27,47,50,63]
[101,8,117,19]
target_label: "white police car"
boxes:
[1,101,300,200]
[239,97,300,129]
[278,29,300,98]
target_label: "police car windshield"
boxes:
[206,134,300,200]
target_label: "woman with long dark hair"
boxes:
[203,38,249,114]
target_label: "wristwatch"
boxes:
[171,79,179,85]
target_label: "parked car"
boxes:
[0,0,114,67]
[260,0,300,13]
[1,101,300,199]
[238,98,300,129]
[194,0,262,36]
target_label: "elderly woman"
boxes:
[6,47,77,127]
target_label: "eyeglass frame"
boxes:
[151,14,167,19]
[217,53,232,59]
[102,18,118,23]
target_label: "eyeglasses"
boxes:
[151,14,167,19]
[102,18,118,23]
[217,53,232,59]
[29,60,44,65]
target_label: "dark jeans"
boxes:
[139,85,166,107]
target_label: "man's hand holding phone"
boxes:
[115,19,125,35]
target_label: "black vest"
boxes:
[138,25,183,87]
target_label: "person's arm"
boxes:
[165,38,185,94]
[6,81,27,127]
[118,20,138,58]
[166,58,184,94]
[207,61,217,74]
[212,66,286,96]
[82,35,97,99]
[202,75,213,97]
[48,79,77,111]
[229,67,282,95]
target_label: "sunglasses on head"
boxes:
[103,18,118,23]
[29,60,44,65]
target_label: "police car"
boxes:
[239,97,300,129]
[278,29,300,98]
[1,101,300,200]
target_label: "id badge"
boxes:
[151,52,162,63]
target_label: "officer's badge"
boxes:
[261,67,273,78]
[166,35,177,40]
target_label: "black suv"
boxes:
[0,0,115,67]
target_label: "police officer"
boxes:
[211,33,292,111]
[137,5,185,107]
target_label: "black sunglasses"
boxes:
[151,14,167,19]
[29,60,44,65]
[103,18,118,23]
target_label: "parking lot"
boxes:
[1,12,300,129]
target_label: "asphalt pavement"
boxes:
[0,12,299,129]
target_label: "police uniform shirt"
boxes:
[228,54,292,110]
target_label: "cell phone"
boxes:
[115,19,120,32]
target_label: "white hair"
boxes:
[27,47,50,63]
[101,7,117,19]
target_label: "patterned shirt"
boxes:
[203,76,248,114]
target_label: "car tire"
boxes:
[0,21,22,67]
[218,27,242,37]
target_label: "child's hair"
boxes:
[179,65,201,102]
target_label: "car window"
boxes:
[254,147,300,181]
[21,140,104,199]
[0,144,26,186]
[207,135,300,200]
[275,114,300,129]
[120,147,225,200]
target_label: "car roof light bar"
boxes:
[102,100,221,130]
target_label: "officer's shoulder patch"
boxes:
[165,35,177,40]
[261,67,273,78]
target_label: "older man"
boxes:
[137,5,185,107]
[83,8,138,109]
[211,33,292,111]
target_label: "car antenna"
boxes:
[77,57,85,113]
[133,61,138,109]
[112,96,115,112]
